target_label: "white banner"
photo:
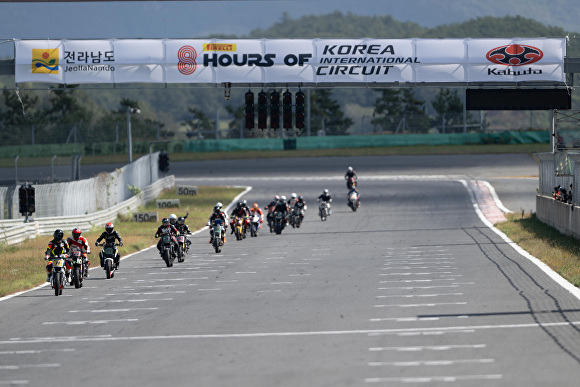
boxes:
[15,38,566,84]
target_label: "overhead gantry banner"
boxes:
[15,38,566,84]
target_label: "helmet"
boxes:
[253,203,259,209]
[236,202,243,209]
[242,200,247,207]
[298,196,303,201]
[281,195,287,201]
[291,193,297,199]
[162,217,169,226]
[216,202,223,209]
[323,189,328,194]
[72,227,82,239]
[213,205,221,214]
[177,217,185,225]
[105,222,114,233]
[53,229,64,241]
[274,195,280,201]
[348,166,353,172]
[169,214,177,225]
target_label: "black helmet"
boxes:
[298,196,303,201]
[242,200,247,207]
[237,202,243,209]
[162,217,169,226]
[177,217,185,225]
[213,206,221,214]
[53,229,64,241]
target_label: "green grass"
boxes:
[0,186,243,298]
[0,142,550,168]
[497,213,580,287]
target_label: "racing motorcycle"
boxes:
[157,231,177,267]
[46,254,68,296]
[319,199,331,221]
[97,243,120,279]
[176,233,188,261]
[348,190,360,212]
[69,249,85,289]
[266,205,275,233]
[233,216,244,241]
[212,219,225,253]
[249,213,261,237]
[292,206,305,228]
[273,211,285,235]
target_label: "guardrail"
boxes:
[0,176,174,245]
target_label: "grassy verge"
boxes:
[0,185,243,298]
[0,143,550,168]
[496,213,580,287]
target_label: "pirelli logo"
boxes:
[203,43,236,52]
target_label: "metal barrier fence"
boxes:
[0,152,160,219]
[0,176,174,245]
[537,152,577,203]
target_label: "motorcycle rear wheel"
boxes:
[73,266,81,289]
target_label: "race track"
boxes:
[2,155,580,386]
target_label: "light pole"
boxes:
[126,107,141,163]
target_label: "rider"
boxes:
[95,222,123,269]
[230,202,250,234]
[345,166,357,189]
[249,203,264,228]
[274,196,289,227]
[155,217,180,255]
[208,203,228,244]
[175,215,192,249]
[287,193,298,210]
[66,228,91,278]
[265,196,279,225]
[45,229,70,282]
[295,195,307,212]
[318,189,333,214]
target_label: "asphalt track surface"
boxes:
[3,154,580,386]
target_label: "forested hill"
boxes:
[248,12,573,39]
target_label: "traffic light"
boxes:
[18,183,35,216]
[245,90,254,130]
[283,90,292,129]
[158,151,170,173]
[295,90,305,129]
[26,186,35,214]
[18,185,27,215]
[257,91,267,130]
[270,91,280,129]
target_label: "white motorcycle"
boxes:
[348,191,360,212]
[318,199,331,221]
[249,214,261,237]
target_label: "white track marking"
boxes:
[376,293,463,298]
[88,298,173,303]
[6,321,577,344]
[375,302,467,307]
[0,349,75,355]
[378,285,459,290]
[369,344,485,352]
[365,374,502,383]
[368,358,495,366]
[0,364,59,370]
[43,319,138,325]
[69,308,158,313]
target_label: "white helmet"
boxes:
[291,193,297,199]
[216,202,223,208]
[323,189,328,194]
[281,195,287,201]
[169,214,177,224]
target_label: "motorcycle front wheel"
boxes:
[53,273,60,296]
[73,266,81,288]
